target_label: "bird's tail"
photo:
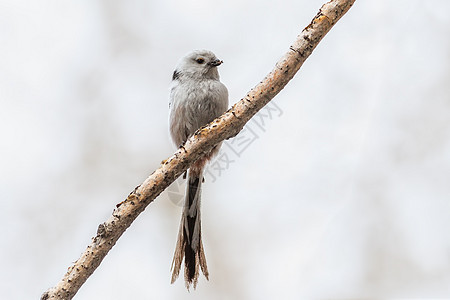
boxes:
[171,167,208,289]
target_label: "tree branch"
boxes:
[41,0,355,298]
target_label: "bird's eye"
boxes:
[196,58,205,64]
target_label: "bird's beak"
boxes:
[208,59,223,67]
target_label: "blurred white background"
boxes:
[1,0,450,299]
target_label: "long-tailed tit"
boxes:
[169,50,228,289]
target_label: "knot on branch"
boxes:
[96,223,107,238]
[115,185,141,209]
[93,223,111,245]
[40,291,50,300]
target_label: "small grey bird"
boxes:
[169,50,228,289]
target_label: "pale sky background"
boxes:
[1,0,450,299]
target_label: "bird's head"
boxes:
[173,50,223,81]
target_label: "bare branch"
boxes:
[41,0,355,298]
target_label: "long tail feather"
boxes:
[171,168,209,289]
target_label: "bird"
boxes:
[168,50,228,289]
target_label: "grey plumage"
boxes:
[169,50,228,289]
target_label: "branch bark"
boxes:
[41,0,355,298]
